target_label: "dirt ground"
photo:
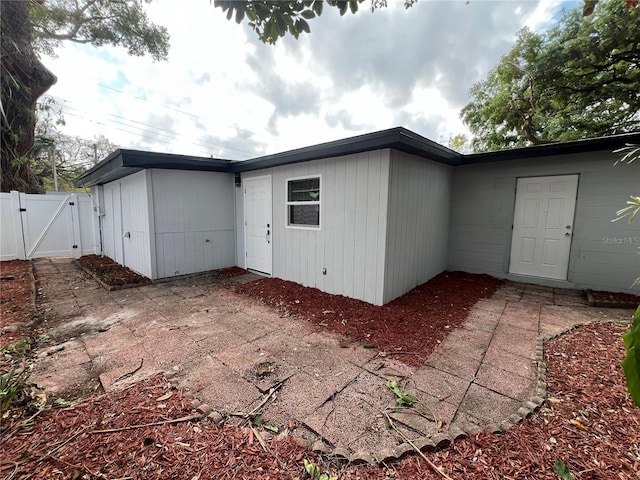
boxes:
[1,259,638,479]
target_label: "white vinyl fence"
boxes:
[0,190,100,261]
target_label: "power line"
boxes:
[95,82,259,138]
[60,109,234,159]
[49,95,255,159]
[61,102,252,156]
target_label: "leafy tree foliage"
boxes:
[1,0,169,193]
[446,134,472,154]
[33,133,117,192]
[461,0,640,152]
[31,0,169,60]
[213,0,417,44]
[34,98,118,191]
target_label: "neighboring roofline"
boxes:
[74,129,640,187]
[74,149,232,187]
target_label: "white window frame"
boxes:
[285,174,321,230]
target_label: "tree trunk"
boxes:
[1,1,57,193]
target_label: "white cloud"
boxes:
[39,0,571,161]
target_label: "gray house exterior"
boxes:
[75,127,640,305]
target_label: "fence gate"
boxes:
[0,190,100,261]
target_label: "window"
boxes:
[286,176,320,228]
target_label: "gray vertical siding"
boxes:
[150,169,236,279]
[448,151,640,293]
[239,149,391,305]
[102,171,153,277]
[383,151,453,303]
[119,171,153,278]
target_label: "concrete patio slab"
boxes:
[264,370,334,420]
[302,371,395,451]
[33,363,94,396]
[457,384,521,425]
[214,342,272,372]
[410,366,469,405]
[426,351,479,381]
[35,340,91,370]
[483,345,536,379]
[474,363,536,401]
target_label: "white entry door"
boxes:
[509,175,578,280]
[244,176,272,274]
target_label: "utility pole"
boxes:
[49,143,58,191]
[93,143,98,165]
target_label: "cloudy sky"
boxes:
[41,0,576,161]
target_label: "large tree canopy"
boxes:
[1,0,169,193]
[460,0,640,152]
[30,0,169,60]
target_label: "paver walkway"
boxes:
[30,258,633,463]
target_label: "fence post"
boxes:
[70,193,82,259]
[9,191,26,260]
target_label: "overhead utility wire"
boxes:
[51,96,254,159]
[96,82,259,138]
[60,101,253,157]
[59,110,217,159]
[51,95,249,156]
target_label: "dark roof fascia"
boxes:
[74,149,232,187]
[230,127,462,172]
[73,130,640,187]
[461,132,640,165]
[74,149,127,188]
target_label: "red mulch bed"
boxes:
[0,375,310,479]
[217,266,249,277]
[78,255,151,287]
[0,260,35,348]
[236,271,502,366]
[588,289,640,308]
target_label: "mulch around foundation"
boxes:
[587,289,640,309]
[217,266,249,277]
[77,255,151,289]
[236,271,503,366]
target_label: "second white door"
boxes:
[509,175,578,280]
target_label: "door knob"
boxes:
[565,232,571,236]
[566,225,571,229]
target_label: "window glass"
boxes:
[287,176,320,228]
[289,204,320,226]
[288,178,320,202]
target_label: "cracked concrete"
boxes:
[30,257,634,463]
